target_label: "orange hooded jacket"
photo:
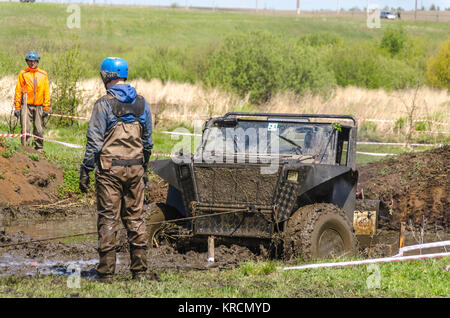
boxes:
[14,67,50,111]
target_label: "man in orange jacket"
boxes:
[14,51,50,151]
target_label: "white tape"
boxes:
[161,131,202,137]
[396,240,450,257]
[283,252,450,270]
[357,141,440,147]
[356,151,394,157]
[28,134,85,149]
[49,113,90,121]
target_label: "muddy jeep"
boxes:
[149,112,379,260]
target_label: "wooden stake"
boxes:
[207,236,215,263]
[21,93,28,146]
[399,222,406,249]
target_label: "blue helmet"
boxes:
[100,57,128,85]
[25,51,40,62]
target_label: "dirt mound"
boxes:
[0,146,64,206]
[146,173,168,204]
[358,146,449,230]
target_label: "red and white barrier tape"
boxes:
[283,252,450,270]
[284,240,450,270]
[411,130,450,135]
[152,152,174,157]
[0,133,86,149]
[359,118,396,123]
[161,131,202,137]
[412,119,450,126]
[395,240,450,257]
[46,113,450,128]
[0,133,26,138]
[356,151,394,157]
[49,113,90,121]
[0,132,174,157]
[357,141,441,147]
[359,118,450,126]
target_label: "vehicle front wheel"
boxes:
[144,203,182,248]
[283,203,356,261]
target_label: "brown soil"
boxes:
[0,146,64,206]
[358,146,449,231]
[0,226,261,277]
[146,173,168,204]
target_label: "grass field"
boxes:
[0,258,448,297]
[0,4,448,298]
[1,2,449,79]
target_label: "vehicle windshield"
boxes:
[200,119,337,164]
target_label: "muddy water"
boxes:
[4,214,98,241]
[0,209,449,278]
[0,213,103,278]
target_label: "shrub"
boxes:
[205,32,335,103]
[280,44,336,96]
[129,46,196,83]
[331,41,421,90]
[297,32,342,47]
[331,42,383,88]
[205,32,283,103]
[380,26,408,56]
[50,42,84,127]
[426,39,450,90]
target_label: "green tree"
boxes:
[426,39,450,90]
[380,26,408,56]
[51,43,83,127]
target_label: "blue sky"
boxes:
[34,0,450,10]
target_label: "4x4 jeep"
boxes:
[149,113,379,260]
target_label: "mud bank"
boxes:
[0,146,64,206]
[358,146,450,231]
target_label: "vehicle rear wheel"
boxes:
[144,203,182,248]
[283,203,356,261]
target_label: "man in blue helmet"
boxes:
[79,57,154,282]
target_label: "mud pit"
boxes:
[358,146,449,231]
[0,147,448,278]
[0,223,262,278]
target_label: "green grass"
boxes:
[0,258,448,297]
[1,3,449,79]
[355,144,435,165]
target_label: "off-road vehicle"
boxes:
[149,112,379,260]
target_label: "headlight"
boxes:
[287,170,298,182]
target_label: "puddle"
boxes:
[3,214,98,241]
[0,255,100,277]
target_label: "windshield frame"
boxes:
[197,119,343,165]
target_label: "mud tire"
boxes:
[283,203,356,261]
[145,203,182,248]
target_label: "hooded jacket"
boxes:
[14,67,51,111]
[82,84,153,171]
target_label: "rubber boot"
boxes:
[97,250,116,277]
[130,246,148,273]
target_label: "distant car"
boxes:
[380,11,397,20]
